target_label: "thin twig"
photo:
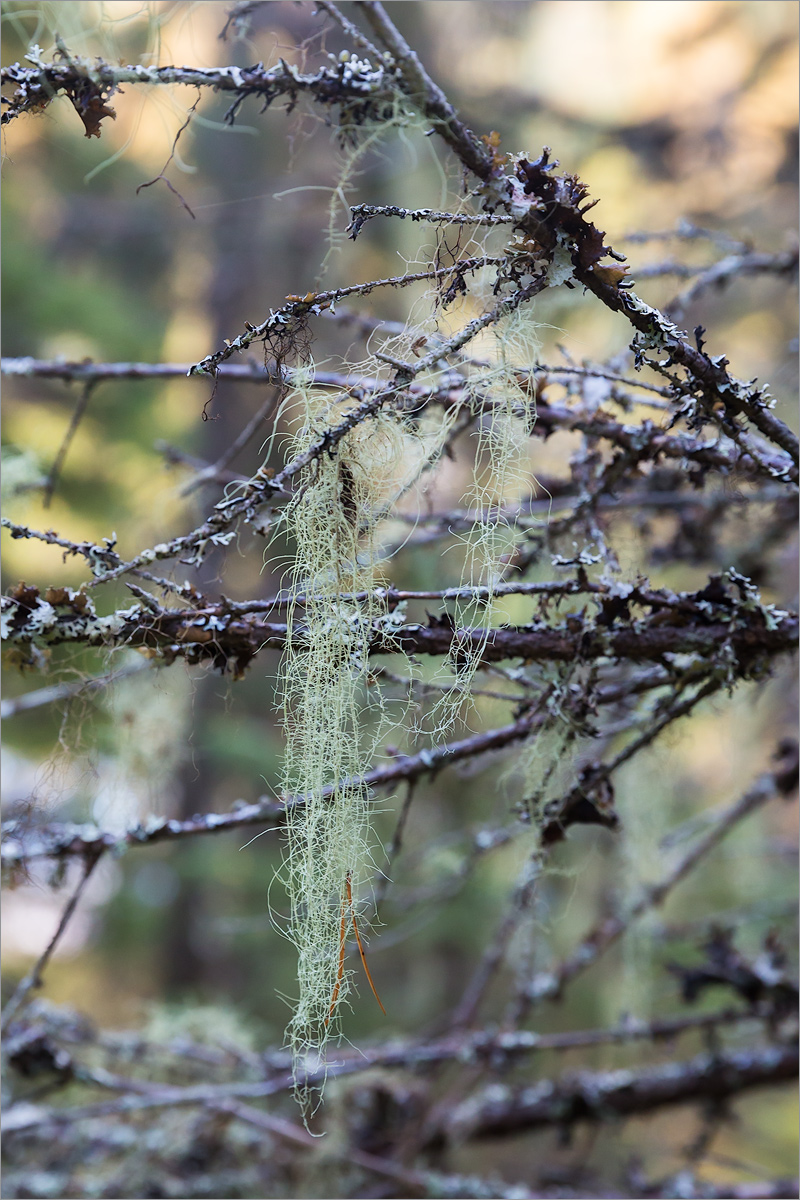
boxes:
[451,852,542,1029]
[353,1,496,182]
[136,97,200,218]
[372,779,417,910]
[1,661,147,719]
[665,248,798,321]
[43,382,95,508]
[1,855,102,1032]
[314,0,385,62]
[180,386,282,495]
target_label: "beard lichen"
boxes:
[425,300,542,735]
[277,248,543,1114]
[277,370,450,1113]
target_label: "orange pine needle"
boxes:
[346,873,386,1016]
[325,873,387,1024]
[324,893,348,1026]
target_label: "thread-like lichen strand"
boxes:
[278,373,448,1111]
[279,256,541,1115]
[428,301,541,734]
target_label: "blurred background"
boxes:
[2,2,798,1196]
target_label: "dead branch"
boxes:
[436,1043,798,1145]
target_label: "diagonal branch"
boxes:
[1,855,102,1032]
[525,752,797,1005]
[42,381,96,508]
[354,1,497,181]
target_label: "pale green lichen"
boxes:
[275,233,544,1116]
[276,368,448,1114]
[426,300,541,736]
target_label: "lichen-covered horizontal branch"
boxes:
[1,48,396,131]
[389,612,796,670]
[4,355,795,488]
[1,356,288,385]
[0,355,670,399]
[434,1043,797,1144]
[0,667,688,865]
[0,355,374,398]
[15,1041,794,1134]
[532,395,797,481]
[0,1001,768,1104]
[3,574,796,682]
[348,203,514,238]
[279,1006,785,1083]
[1,710,542,865]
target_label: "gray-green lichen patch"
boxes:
[1,583,137,648]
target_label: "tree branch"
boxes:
[436,1043,798,1145]
[354,1,497,181]
[1,51,396,128]
[1,856,102,1032]
[525,751,798,1004]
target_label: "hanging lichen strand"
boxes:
[278,373,447,1111]
[428,300,541,736]
[273,230,548,1109]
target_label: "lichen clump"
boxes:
[278,382,440,1108]
[278,262,541,1114]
